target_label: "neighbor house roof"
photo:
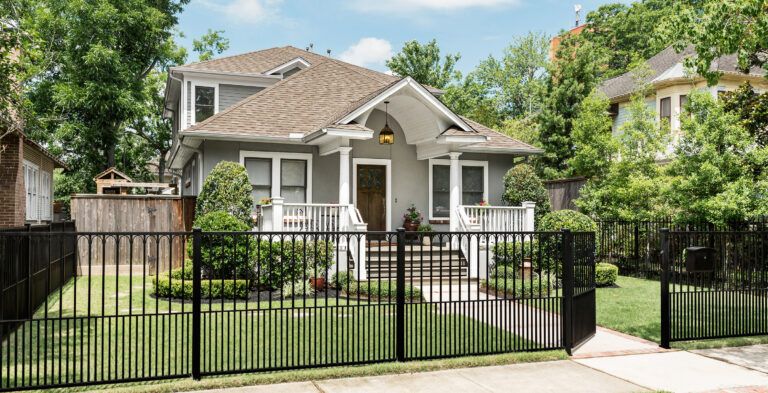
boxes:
[177,46,540,156]
[598,45,766,101]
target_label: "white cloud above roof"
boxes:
[338,38,393,69]
[201,0,282,23]
[350,0,520,13]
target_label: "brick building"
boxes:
[0,131,66,228]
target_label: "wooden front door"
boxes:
[356,165,387,231]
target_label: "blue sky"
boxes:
[177,0,630,74]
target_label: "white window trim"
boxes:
[190,81,219,125]
[239,151,313,203]
[428,159,489,221]
[352,158,392,231]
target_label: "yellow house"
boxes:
[598,46,768,156]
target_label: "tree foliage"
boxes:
[537,36,607,178]
[386,39,460,89]
[567,90,617,179]
[192,29,230,62]
[721,82,768,147]
[667,91,768,224]
[501,163,551,222]
[665,0,768,85]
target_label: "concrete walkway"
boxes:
[693,344,768,374]
[190,361,646,393]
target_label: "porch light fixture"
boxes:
[379,101,395,145]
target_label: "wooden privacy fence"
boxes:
[0,221,76,339]
[70,194,196,274]
[544,177,586,211]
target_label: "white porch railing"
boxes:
[258,198,368,279]
[456,202,536,278]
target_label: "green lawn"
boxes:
[596,275,768,349]
[1,276,542,390]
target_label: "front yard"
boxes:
[596,276,768,349]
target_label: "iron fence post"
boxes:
[561,229,574,355]
[633,222,640,261]
[660,228,671,349]
[192,227,202,379]
[396,227,406,362]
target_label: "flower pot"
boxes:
[403,221,419,232]
[309,277,326,291]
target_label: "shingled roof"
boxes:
[598,45,766,101]
[178,46,540,155]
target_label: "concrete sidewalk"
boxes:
[190,361,646,393]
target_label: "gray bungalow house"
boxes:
[163,46,540,278]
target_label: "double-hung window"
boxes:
[429,160,488,220]
[241,152,313,206]
[193,85,216,123]
[660,97,671,129]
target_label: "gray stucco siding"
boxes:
[219,84,264,110]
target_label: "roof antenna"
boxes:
[574,4,582,27]
[326,49,332,57]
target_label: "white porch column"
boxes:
[449,152,462,232]
[271,197,284,232]
[522,201,536,231]
[338,147,352,205]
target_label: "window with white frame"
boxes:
[23,161,52,221]
[240,151,312,205]
[429,159,488,219]
[194,85,216,123]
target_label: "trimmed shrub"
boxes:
[491,240,540,278]
[596,262,618,287]
[189,211,255,278]
[196,161,254,224]
[330,271,354,289]
[481,276,554,298]
[501,164,551,223]
[255,239,335,289]
[538,210,598,234]
[281,280,316,299]
[346,281,422,302]
[152,275,249,300]
[537,210,599,276]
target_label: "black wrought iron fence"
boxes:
[661,230,768,347]
[0,229,596,391]
[597,219,768,278]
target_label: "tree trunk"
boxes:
[158,151,167,182]
[107,143,116,168]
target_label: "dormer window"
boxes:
[195,85,216,123]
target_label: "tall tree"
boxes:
[721,82,768,147]
[582,0,678,79]
[472,31,549,119]
[23,0,189,195]
[386,39,460,89]
[537,36,607,178]
[666,0,768,85]
[567,90,617,179]
[192,29,229,62]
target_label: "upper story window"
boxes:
[194,85,216,123]
[660,97,671,129]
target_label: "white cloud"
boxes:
[202,0,282,23]
[338,38,393,68]
[351,0,521,13]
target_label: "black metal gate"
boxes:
[562,230,596,353]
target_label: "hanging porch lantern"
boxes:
[379,101,395,145]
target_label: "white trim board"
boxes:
[428,159,489,221]
[239,150,313,203]
[352,158,392,231]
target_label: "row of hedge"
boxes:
[331,272,422,302]
[152,275,250,300]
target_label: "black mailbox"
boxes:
[685,246,716,272]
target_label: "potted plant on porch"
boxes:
[402,204,422,232]
[418,224,433,246]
